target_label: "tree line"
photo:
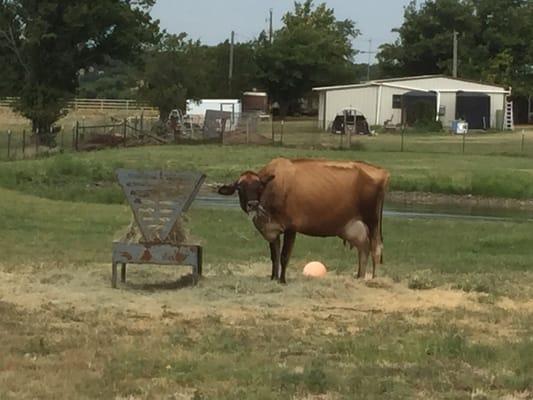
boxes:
[1,0,532,145]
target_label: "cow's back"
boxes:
[259,158,382,237]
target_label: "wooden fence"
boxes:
[0,97,157,112]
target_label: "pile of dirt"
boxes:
[79,133,124,151]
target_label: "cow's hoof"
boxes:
[364,273,373,281]
[278,279,287,285]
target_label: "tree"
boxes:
[137,33,210,121]
[255,0,359,115]
[78,59,138,99]
[377,0,533,96]
[201,40,260,99]
[0,0,159,145]
[377,0,479,78]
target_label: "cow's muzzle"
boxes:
[246,200,260,212]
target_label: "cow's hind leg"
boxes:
[357,245,370,279]
[342,220,370,279]
[269,236,281,280]
[369,237,382,280]
[279,230,296,284]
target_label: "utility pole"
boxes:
[359,39,376,82]
[229,30,234,96]
[452,30,458,78]
[269,8,273,43]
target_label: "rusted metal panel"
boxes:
[112,243,199,266]
[116,169,205,243]
[111,168,205,288]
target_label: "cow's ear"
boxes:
[261,175,275,186]
[218,182,237,195]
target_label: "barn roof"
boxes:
[312,75,510,94]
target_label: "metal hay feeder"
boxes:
[111,169,206,288]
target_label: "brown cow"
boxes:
[218,158,390,283]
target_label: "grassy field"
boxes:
[1,184,533,399]
[2,114,533,398]
[1,143,533,203]
[262,119,533,155]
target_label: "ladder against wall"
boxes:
[504,98,514,131]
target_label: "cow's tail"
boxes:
[379,195,384,263]
[379,173,390,264]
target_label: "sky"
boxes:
[150,0,411,63]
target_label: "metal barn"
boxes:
[313,75,512,131]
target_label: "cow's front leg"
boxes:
[279,230,296,284]
[269,236,281,280]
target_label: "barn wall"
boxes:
[439,92,456,127]
[317,91,325,129]
[322,86,378,130]
[378,86,407,126]
[316,77,509,131]
[489,93,506,129]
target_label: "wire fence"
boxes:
[266,118,533,156]
[2,117,533,161]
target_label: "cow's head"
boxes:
[218,171,275,213]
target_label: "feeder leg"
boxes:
[192,265,198,285]
[111,262,118,288]
[197,246,203,277]
[121,263,127,283]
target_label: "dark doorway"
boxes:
[511,95,533,124]
[456,92,491,129]
[401,91,437,125]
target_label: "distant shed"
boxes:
[242,91,268,113]
[313,75,512,131]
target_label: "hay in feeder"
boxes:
[115,215,198,245]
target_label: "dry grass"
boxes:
[2,262,533,399]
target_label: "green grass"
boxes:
[2,118,533,398]
[2,184,533,398]
[2,187,533,298]
[2,143,533,203]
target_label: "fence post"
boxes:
[400,124,405,152]
[22,129,26,158]
[7,130,12,159]
[140,111,144,133]
[35,128,39,155]
[75,121,79,151]
[271,114,274,144]
[462,131,466,154]
[60,126,64,148]
[123,119,127,147]
[280,120,284,146]
[246,118,250,144]
[521,130,525,153]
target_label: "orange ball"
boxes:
[303,261,327,278]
